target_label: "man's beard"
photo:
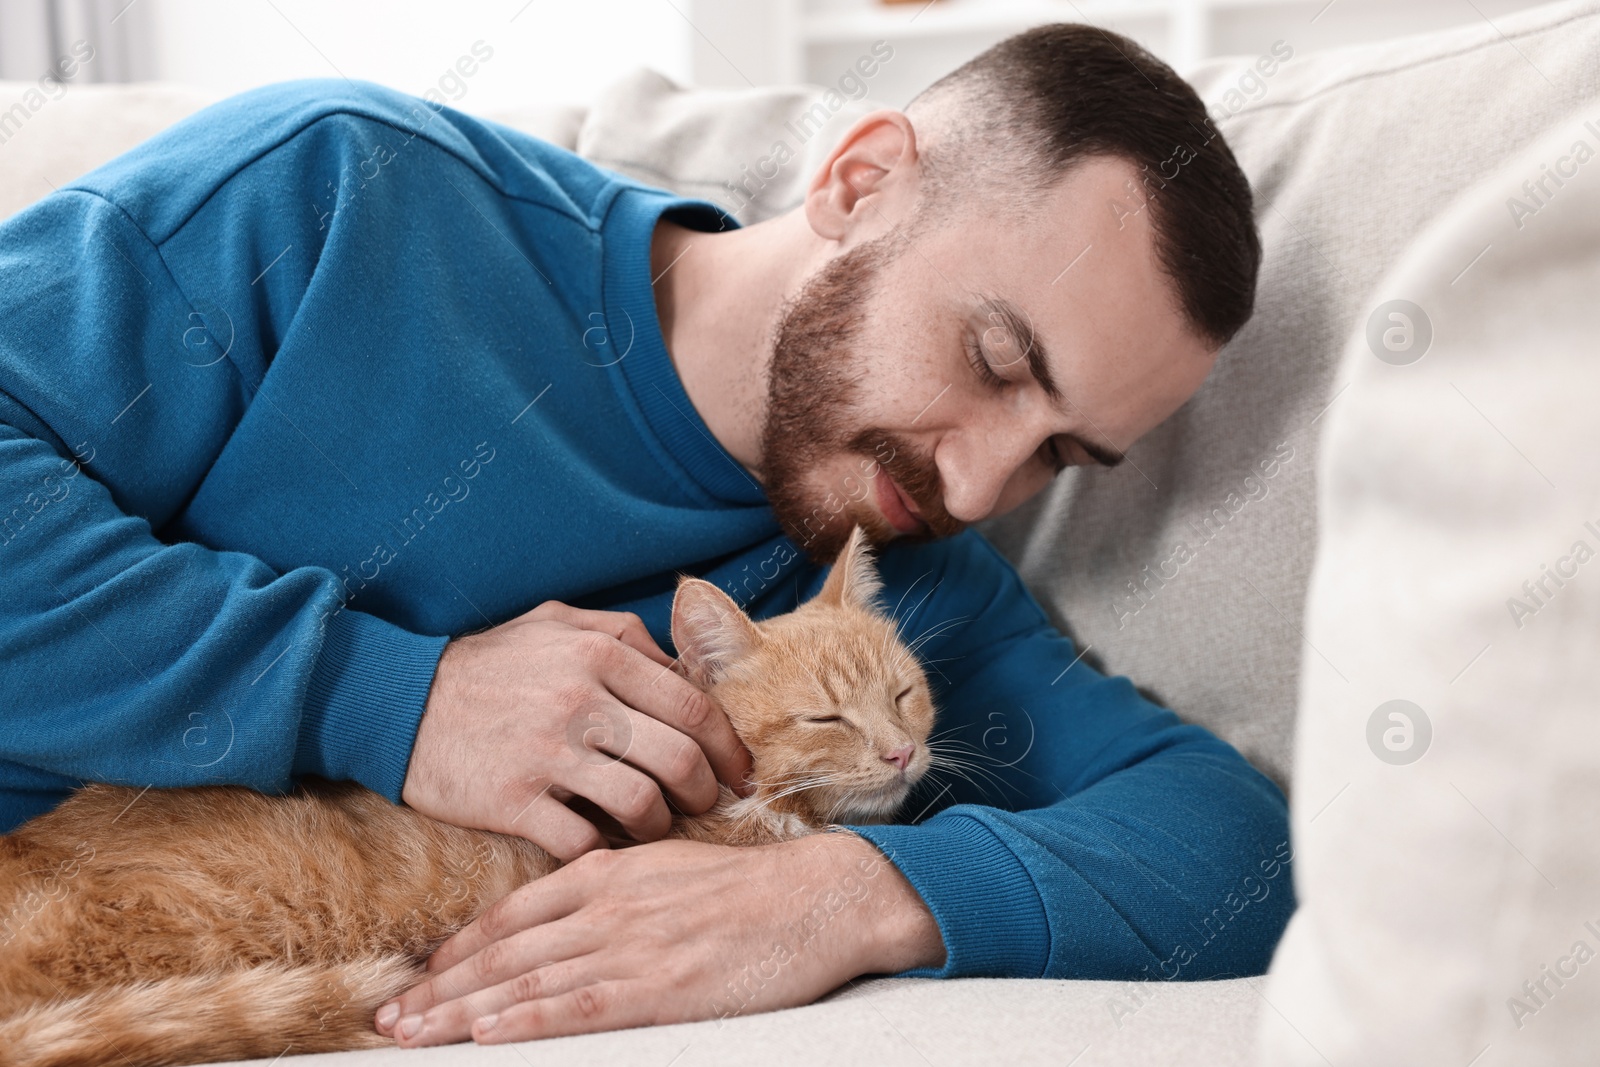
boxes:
[758,232,964,564]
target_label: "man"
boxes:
[0,24,1292,1047]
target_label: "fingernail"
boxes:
[475,1013,500,1038]
[398,1014,424,1040]
[375,1003,400,1031]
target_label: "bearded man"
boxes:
[0,24,1291,1047]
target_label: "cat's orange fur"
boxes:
[0,527,934,1067]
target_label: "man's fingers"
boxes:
[564,737,676,843]
[494,785,607,862]
[387,954,600,1047]
[597,639,755,804]
[570,704,720,820]
[523,603,674,668]
[423,858,595,976]
[386,919,591,1042]
[472,979,644,1044]
[602,613,675,669]
[511,600,755,799]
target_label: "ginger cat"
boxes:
[0,527,934,1067]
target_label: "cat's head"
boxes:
[670,526,935,825]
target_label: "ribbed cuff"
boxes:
[843,811,1051,979]
[294,607,450,802]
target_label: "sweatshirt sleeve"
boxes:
[840,531,1295,980]
[0,183,446,826]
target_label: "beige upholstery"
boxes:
[1257,94,1600,1067]
[234,975,1263,1067]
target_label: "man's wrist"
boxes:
[794,829,947,976]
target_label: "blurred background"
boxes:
[0,0,1558,110]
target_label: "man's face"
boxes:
[759,154,1221,563]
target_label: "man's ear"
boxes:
[804,109,919,243]
[671,578,762,688]
[818,526,885,613]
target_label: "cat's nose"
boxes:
[881,744,914,772]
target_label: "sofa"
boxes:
[2,0,1597,1062]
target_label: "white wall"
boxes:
[141,0,692,109]
[688,0,1559,108]
[117,0,1564,112]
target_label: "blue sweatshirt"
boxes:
[0,79,1293,981]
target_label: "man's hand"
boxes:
[371,831,947,1046]
[402,600,755,859]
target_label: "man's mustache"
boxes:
[846,428,962,539]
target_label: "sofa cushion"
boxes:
[980,0,1600,792]
[1255,91,1600,1066]
[230,975,1263,1067]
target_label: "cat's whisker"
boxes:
[887,569,935,630]
[908,627,966,660]
[908,613,966,642]
[758,777,836,803]
[757,771,835,786]
[924,738,1055,791]
[751,775,839,801]
[905,604,965,642]
[906,616,970,658]
[893,645,930,672]
[923,750,1021,801]
[729,774,842,825]
[925,737,1032,766]
[922,763,1003,806]
[928,739,1024,780]
[893,577,942,640]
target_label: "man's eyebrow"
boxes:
[981,297,1125,469]
[983,298,1060,403]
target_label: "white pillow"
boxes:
[1257,95,1600,1065]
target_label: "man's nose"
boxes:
[881,743,914,771]
[938,424,1045,522]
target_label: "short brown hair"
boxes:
[908,24,1261,347]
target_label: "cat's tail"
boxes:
[0,955,420,1067]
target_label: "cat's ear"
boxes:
[671,578,762,688]
[818,525,884,613]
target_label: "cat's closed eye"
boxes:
[894,685,913,705]
[804,714,844,724]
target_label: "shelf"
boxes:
[800,0,1314,44]
[802,1,1164,42]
